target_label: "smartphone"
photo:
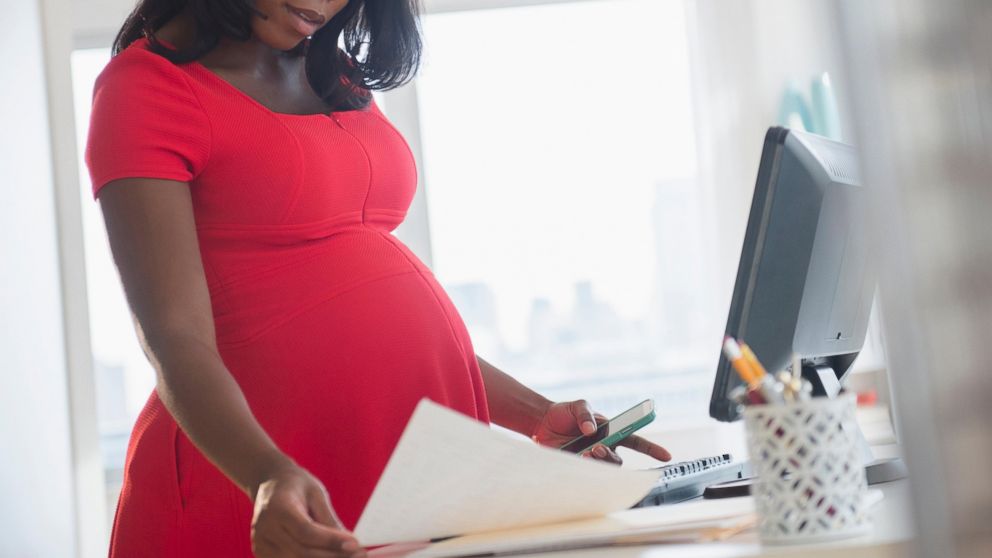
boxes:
[559,399,656,455]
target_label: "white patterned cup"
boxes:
[743,391,870,544]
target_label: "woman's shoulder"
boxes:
[90,36,208,130]
[96,36,193,92]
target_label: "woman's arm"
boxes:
[476,356,553,437]
[99,178,364,557]
[477,355,671,464]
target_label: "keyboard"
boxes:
[633,453,751,507]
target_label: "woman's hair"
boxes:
[112,0,423,111]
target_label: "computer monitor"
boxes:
[709,126,874,422]
[707,126,907,485]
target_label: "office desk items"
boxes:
[353,398,661,546]
[406,494,757,558]
[743,391,870,544]
[560,399,656,455]
[777,79,815,133]
[633,454,750,506]
[740,342,789,405]
[722,337,787,406]
[776,73,842,141]
[810,72,843,141]
[722,337,761,404]
[394,489,888,558]
[710,127,907,486]
[702,477,753,499]
[722,336,757,385]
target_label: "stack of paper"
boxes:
[353,398,663,546]
[406,497,757,557]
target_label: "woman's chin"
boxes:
[273,38,307,52]
[282,37,308,53]
[252,29,309,53]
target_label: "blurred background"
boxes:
[1,0,990,556]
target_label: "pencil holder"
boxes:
[742,392,869,544]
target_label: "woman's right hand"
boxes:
[250,461,366,558]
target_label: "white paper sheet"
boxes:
[406,496,757,558]
[353,398,661,546]
[398,487,885,557]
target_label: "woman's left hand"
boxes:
[531,399,672,465]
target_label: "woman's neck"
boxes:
[155,7,304,77]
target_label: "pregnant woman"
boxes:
[86,1,671,556]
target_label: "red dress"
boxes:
[85,36,490,557]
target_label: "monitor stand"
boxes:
[803,362,909,485]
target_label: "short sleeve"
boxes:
[84,48,211,200]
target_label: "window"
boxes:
[416,0,718,423]
[71,48,145,498]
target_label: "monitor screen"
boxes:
[709,127,875,422]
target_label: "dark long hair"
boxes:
[112,0,423,111]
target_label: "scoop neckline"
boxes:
[140,35,358,119]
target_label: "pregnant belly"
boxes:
[206,227,430,347]
[203,227,489,528]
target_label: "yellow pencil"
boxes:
[722,337,757,386]
[739,342,768,380]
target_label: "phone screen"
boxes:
[559,400,654,453]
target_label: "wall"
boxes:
[687,0,854,304]
[0,0,78,556]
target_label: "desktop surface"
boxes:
[369,439,911,558]
[506,478,914,558]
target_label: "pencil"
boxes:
[739,342,767,380]
[722,337,757,385]
[740,342,787,404]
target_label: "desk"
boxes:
[508,479,915,558]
